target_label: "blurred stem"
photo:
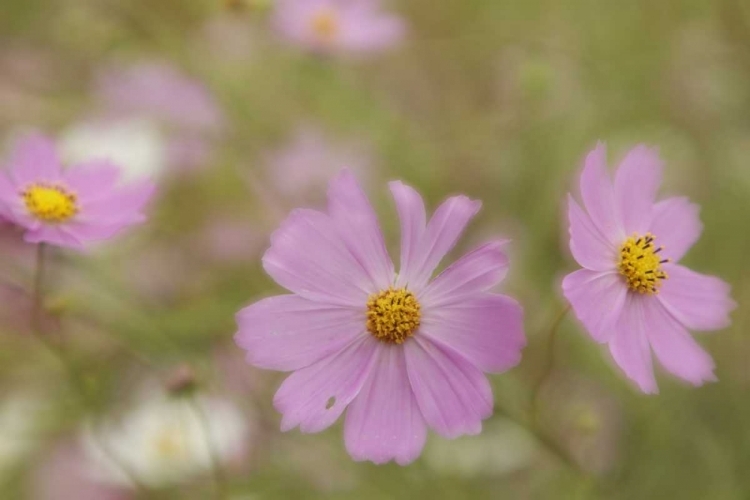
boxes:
[529,304,571,424]
[29,244,152,498]
[188,395,228,500]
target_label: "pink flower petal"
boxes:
[389,180,426,288]
[404,337,493,438]
[235,295,364,371]
[344,345,426,465]
[648,197,702,262]
[608,294,658,394]
[406,195,481,291]
[25,225,84,249]
[262,209,377,307]
[420,240,509,306]
[643,297,717,386]
[327,170,394,291]
[64,160,122,201]
[567,194,617,271]
[8,133,62,185]
[274,335,378,433]
[562,270,627,343]
[613,145,663,235]
[658,264,735,332]
[579,143,624,244]
[419,294,525,373]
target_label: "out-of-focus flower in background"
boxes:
[81,389,249,489]
[61,61,225,179]
[424,417,537,478]
[260,126,374,208]
[562,144,736,393]
[60,119,167,183]
[0,393,48,481]
[235,170,525,464]
[32,441,130,500]
[272,0,405,57]
[0,133,154,249]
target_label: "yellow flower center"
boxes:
[23,184,78,222]
[618,233,669,294]
[366,288,421,344]
[311,9,339,41]
[153,425,188,460]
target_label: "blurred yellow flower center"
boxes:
[311,9,339,41]
[153,426,188,460]
[366,288,421,344]
[23,184,78,222]
[618,233,669,294]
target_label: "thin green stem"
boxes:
[529,304,571,425]
[29,244,151,497]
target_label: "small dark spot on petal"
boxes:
[325,396,336,410]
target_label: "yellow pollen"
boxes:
[618,233,670,295]
[366,288,421,344]
[311,9,339,41]
[22,184,78,222]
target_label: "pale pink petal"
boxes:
[406,195,482,291]
[262,209,376,307]
[235,295,364,371]
[274,335,378,433]
[579,143,624,244]
[614,145,663,235]
[658,264,735,332]
[609,294,658,394]
[344,345,426,465]
[567,195,617,271]
[77,181,154,225]
[642,298,716,386]
[64,160,122,200]
[25,225,84,249]
[562,270,627,343]
[404,337,493,438]
[327,170,394,290]
[419,294,525,373]
[420,240,509,306]
[648,197,702,262]
[8,133,62,185]
[64,222,141,242]
[389,181,426,287]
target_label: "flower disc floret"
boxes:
[366,288,421,344]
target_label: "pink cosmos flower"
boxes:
[562,143,735,393]
[273,0,406,56]
[94,61,224,133]
[0,133,154,250]
[234,170,525,465]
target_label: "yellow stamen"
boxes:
[311,9,339,41]
[23,184,78,222]
[618,233,669,294]
[366,288,421,344]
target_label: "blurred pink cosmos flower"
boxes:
[94,61,224,133]
[265,127,372,203]
[273,0,406,56]
[235,170,525,465]
[562,143,735,393]
[0,133,154,250]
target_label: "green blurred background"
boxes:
[0,0,748,498]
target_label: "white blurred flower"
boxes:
[59,118,167,182]
[0,394,47,477]
[424,418,537,477]
[81,392,248,489]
